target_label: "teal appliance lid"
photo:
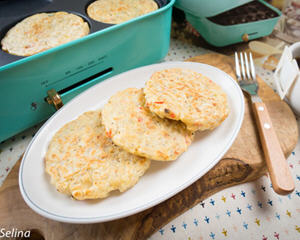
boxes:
[175,0,252,17]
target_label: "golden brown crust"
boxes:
[45,111,150,200]
[101,88,194,161]
[87,0,158,24]
[144,68,229,131]
[1,12,89,56]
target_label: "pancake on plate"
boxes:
[87,0,158,24]
[144,68,229,132]
[1,12,90,56]
[101,88,194,161]
[45,110,150,200]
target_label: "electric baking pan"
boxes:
[175,0,281,47]
[0,0,175,142]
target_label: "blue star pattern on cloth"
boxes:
[226,210,231,217]
[193,219,198,226]
[151,148,300,240]
[267,199,273,206]
[257,201,263,208]
[209,232,215,239]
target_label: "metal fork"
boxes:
[235,52,294,195]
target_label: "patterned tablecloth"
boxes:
[0,38,299,240]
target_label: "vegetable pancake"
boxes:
[101,88,194,161]
[45,110,150,200]
[1,12,89,56]
[87,0,158,24]
[144,68,229,131]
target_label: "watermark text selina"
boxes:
[0,228,31,238]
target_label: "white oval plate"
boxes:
[19,61,244,223]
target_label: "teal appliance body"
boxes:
[0,0,175,142]
[175,0,281,47]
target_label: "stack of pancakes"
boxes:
[45,68,229,200]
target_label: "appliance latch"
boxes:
[46,89,63,110]
[242,33,249,42]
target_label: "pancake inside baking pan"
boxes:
[1,11,90,56]
[87,0,158,24]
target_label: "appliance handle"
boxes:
[45,67,113,110]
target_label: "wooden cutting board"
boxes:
[0,53,298,240]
